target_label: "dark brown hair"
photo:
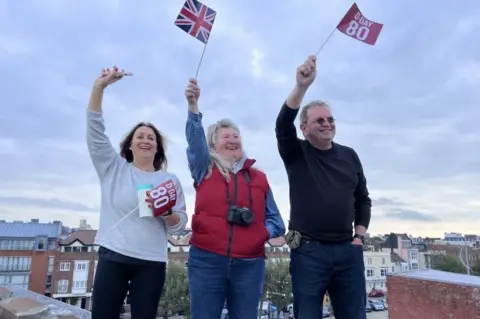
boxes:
[119,122,167,171]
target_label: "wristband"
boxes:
[161,209,173,217]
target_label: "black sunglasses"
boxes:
[313,116,335,125]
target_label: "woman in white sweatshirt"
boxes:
[86,66,188,319]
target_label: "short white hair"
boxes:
[206,118,240,149]
[205,118,241,181]
[300,100,331,124]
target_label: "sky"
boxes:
[0,0,479,238]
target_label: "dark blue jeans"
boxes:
[188,245,265,319]
[290,239,366,319]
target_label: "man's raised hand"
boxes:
[94,66,133,90]
[296,55,316,89]
[185,78,200,106]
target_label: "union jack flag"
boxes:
[174,0,217,44]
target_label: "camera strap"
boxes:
[225,171,253,210]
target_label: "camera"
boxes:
[227,206,253,226]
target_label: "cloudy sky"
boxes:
[0,0,479,237]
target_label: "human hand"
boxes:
[185,78,200,106]
[296,55,316,89]
[351,238,363,247]
[93,66,133,90]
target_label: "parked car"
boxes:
[368,289,385,298]
[381,299,389,310]
[368,299,385,311]
[365,301,372,312]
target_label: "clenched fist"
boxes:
[185,78,200,105]
[94,66,133,90]
[296,55,316,89]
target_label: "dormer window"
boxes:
[35,236,48,251]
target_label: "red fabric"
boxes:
[190,158,270,258]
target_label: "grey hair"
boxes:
[299,100,331,124]
[205,118,241,181]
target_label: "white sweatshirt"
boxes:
[86,109,187,262]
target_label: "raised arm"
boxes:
[276,55,317,163]
[265,187,286,239]
[86,66,132,180]
[184,78,210,185]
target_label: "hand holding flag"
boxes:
[296,56,317,89]
[174,0,217,79]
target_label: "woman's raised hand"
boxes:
[94,66,133,90]
[185,78,200,106]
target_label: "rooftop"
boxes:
[0,221,63,239]
[60,229,97,245]
[388,269,480,287]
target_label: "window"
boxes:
[73,280,87,289]
[60,262,70,271]
[366,269,374,277]
[380,268,388,276]
[75,261,89,271]
[367,258,372,265]
[0,239,35,250]
[392,266,395,273]
[46,274,52,289]
[57,280,68,293]
[0,275,29,288]
[0,257,32,271]
[381,257,386,265]
[48,256,54,273]
[409,250,418,260]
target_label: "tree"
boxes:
[470,260,480,276]
[262,259,293,318]
[431,254,467,274]
[158,262,189,319]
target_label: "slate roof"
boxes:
[390,251,406,263]
[0,221,62,239]
[60,229,97,245]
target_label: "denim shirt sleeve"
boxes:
[265,188,286,239]
[185,111,210,184]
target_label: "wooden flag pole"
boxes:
[195,42,209,79]
[315,28,337,56]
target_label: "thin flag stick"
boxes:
[195,42,209,79]
[315,27,337,56]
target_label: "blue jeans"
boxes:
[290,238,366,319]
[188,245,265,319]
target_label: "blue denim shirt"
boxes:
[185,111,286,239]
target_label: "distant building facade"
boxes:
[51,229,97,310]
[0,219,64,295]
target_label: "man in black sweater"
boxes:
[276,55,371,319]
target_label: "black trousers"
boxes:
[91,246,166,319]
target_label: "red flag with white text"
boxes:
[336,3,383,45]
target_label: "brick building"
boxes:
[0,219,64,295]
[387,269,480,319]
[51,229,98,310]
